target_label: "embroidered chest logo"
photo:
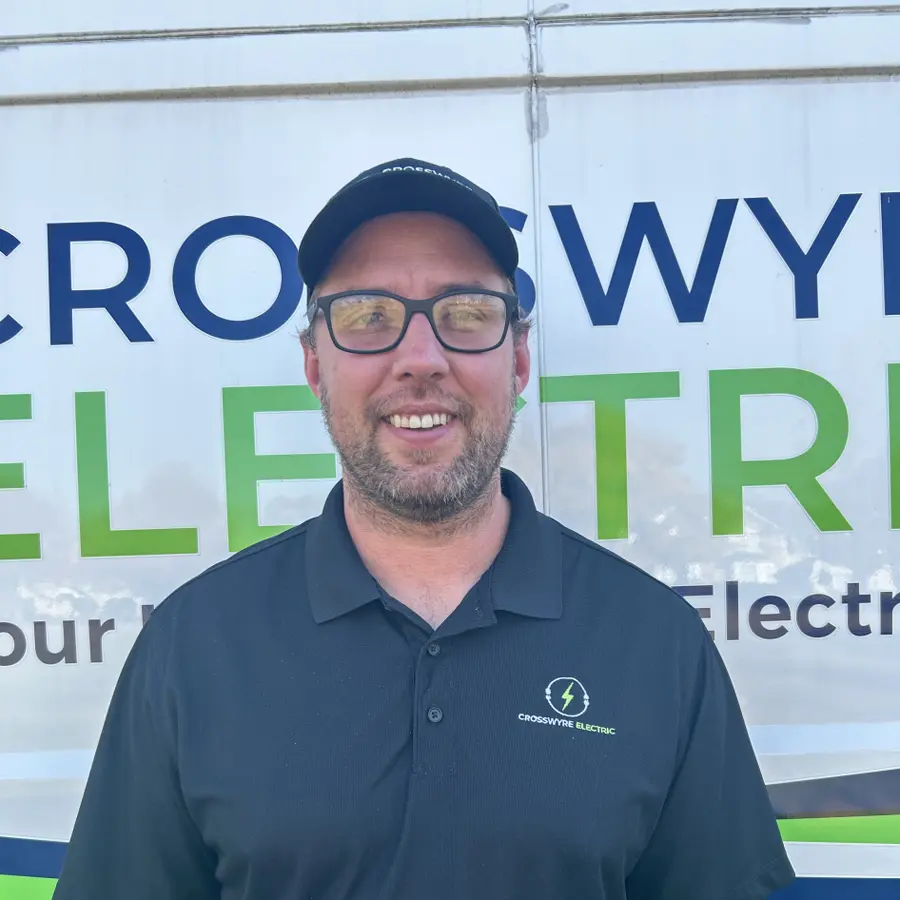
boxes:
[517,676,616,736]
[545,677,589,717]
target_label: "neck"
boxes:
[342,471,511,623]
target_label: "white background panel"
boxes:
[539,2,900,16]
[786,842,900,879]
[536,77,900,737]
[540,13,900,79]
[1,0,526,39]
[0,25,528,102]
[0,88,540,841]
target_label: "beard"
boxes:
[319,377,518,526]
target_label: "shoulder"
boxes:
[142,521,314,640]
[548,514,712,649]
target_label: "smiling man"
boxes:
[52,159,795,900]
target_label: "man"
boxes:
[53,158,796,899]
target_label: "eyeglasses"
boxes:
[308,288,520,354]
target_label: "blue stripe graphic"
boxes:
[773,877,900,899]
[0,836,66,879]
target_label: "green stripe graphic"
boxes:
[779,815,900,844]
[0,875,57,900]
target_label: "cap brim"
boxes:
[298,169,519,293]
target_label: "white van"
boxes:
[1,3,898,897]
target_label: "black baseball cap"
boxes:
[297,158,520,296]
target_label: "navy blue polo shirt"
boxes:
[53,469,795,900]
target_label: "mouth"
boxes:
[385,412,453,431]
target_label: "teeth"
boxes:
[388,413,450,429]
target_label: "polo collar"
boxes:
[305,480,382,624]
[305,468,563,624]
[489,469,563,620]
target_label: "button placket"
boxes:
[425,643,443,723]
[414,633,454,772]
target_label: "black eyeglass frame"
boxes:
[307,287,521,355]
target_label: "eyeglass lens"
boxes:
[328,293,509,352]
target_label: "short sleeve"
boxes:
[52,609,219,900]
[625,625,796,900]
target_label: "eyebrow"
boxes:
[438,281,494,291]
[312,280,506,300]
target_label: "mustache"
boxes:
[367,389,473,422]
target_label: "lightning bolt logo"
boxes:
[545,677,589,718]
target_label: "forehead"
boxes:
[316,212,508,296]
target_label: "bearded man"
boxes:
[53,159,795,900]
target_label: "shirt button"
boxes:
[427,706,444,724]
[427,642,441,657]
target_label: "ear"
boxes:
[302,336,322,399]
[513,331,531,397]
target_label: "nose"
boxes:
[390,312,450,381]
